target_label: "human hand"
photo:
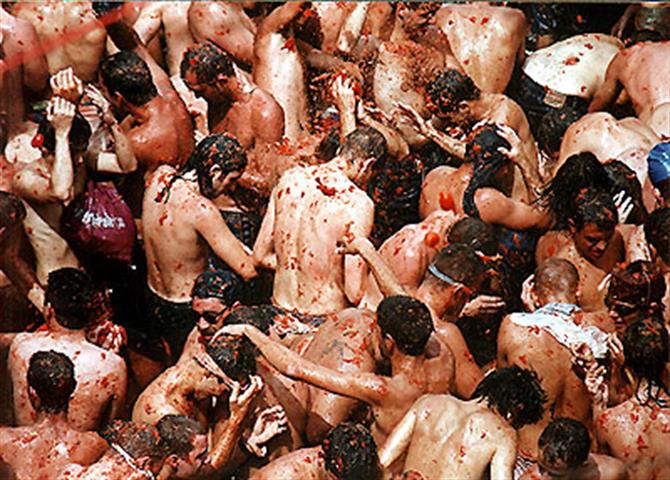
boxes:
[85,84,115,125]
[585,362,608,407]
[521,274,537,312]
[459,295,505,317]
[229,375,263,419]
[607,333,625,366]
[395,102,429,136]
[217,324,250,338]
[613,190,634,224]
[50,67,84,103]
[85,320,127,354]
[495,123,528,167]
[47,97,76,134]
[331,75,358,112]
[245,405,288,457]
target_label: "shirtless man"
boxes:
[251,422,381,480]
[590,40,670,138]
[498,259,611,462]
[13,1,106,82]
[585,318,670,480]
[379,367,546,480]
[143,134,256,361]
[180,41,284,149]
[0,351,107,480]
[520,418,627,480]
[221,295,454,444]
[9,268,127,431]
[253,127,385,316]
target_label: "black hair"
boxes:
[180,41,234,84]
[570,189,618,232]
[456,313,502,368]
[45,268,99,329]
[448,217,498,256]
[623,316,669,407]
[472,366,546,429]
[188,133,248,199]
[535,258,579,299]
[462,124,513,217]
[376,296,433,356]
[224,305,278,335]
[541,153,612,229]
[205,334,256,385]
[627,29,665,47]
[322,422,381,480]
[427,243,488,290]
[156,415,206,459]
[604,160,647,224]
[539,418,590,469]
[536,105,583,155]
[426,69,479,113]
[101,420,165,461]
[35,109,91,155]
[0,191,27,228]
[92,1,124,18]
[606,260,666,320]
[338,127,387,164]
[27,350,76,414]
[100,50,158,106]
[644,207,670,264]
[192,269,243,307]
[317,128,341,162]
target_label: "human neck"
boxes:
[540,294,576,307]
[34,410,69,425]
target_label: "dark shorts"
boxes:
[144,287,197,363]
[498,228,539,311]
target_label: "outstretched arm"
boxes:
[396,103,466,159]
[475,189,550,231]
[341,237,407,299]
[379,406,417,468]
[258,2,305,37]
[219,324,388,406]
[253,190,277,270]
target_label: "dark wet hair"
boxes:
[426,69,479,113]
[92,1,123,18]
[101,420,165,461]
[156,415,206,459]
[45,268,99,329]
[376,296,433,356]
[462,124,512,217]
[224,305,277,335]
[180,41,234,84]
[570,189,618,232]
[606,260,666,320]
[27,350,76,414]
[188,134,248,199]
[338,127,387,164]
[541,153,611,229]
[535,258,579,299]
[644,207,670,264]
[623,316,669,407]
[539,418,590,468]
[427,243,488,291]
[35,109,91,155]
[448,217,498,256]
[192,269,243,307]
[627,29,665,47]
[100,51,158,106]
[472,366,546,429]
[605,160,647,225]
[317,128,341,162]
[322,422,381,480]
[205,334,256,384]
[536,105,583,155]
[0,191,26,228]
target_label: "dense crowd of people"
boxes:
[0,2,669,479]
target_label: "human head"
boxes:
[0,191,26,241]
[101,420,166,473]
[426,69,479,118]
[542,153,611,229]
[191,269,243,340]
[205,333,256,386]
[623,316,669,402]
[45,268,99,329]
[322,422,381,480]
[376,296,433,357]
[568,189,618,263]
[645,207,670,264]
[472,366,546,429]
[648,142,670,206]
[419,243,489,317]
[100,50,158,107]
[91,1,124,18]
[187,133,247,199]
[605,160,647,224]
[606,260,666,332]
[536,106,583,157]
[224,305,276,335]
[538,418,590,475]
[337,127,387,185]
[27,350,76,414]
[533,259,579,306]
[33,108,91,157]
[181,42,235,101]
[447,217,498,256]
[156,415,208,478]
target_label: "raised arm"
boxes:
[337,3,371,53]
[475,189,551,231]
[253,189,277,270]
[258,2,305,38]
[343,198,374,305]
[379,404,417,468]
[396,102,466,159]
[220,324,388,406]
[132,3,163,46]
[342,237,408,299]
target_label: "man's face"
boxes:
[183,69,224,102]
[572,223,614,263]
[538,450,572,478]
[173,434,209,478]
[192,297,228,341]
[211,170,242,198]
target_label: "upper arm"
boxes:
[253,189,277,270]
[13,164,63,203]
[344,198,374,303]
[133,4,163,45]
[489,433,516,480]
[476,189,547,230]
[253,99,284,146]
[16,21,48,92]
[379,405,418,467]
[258,2,305,37]
[442,325,482,399]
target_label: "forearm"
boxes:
[209,412,247,470]
[426,128,466,159]
[337,3,370,53]
[51,131,74,201]
[352,238,407,298]
[379,409,416,468]
[108,121,137,173]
